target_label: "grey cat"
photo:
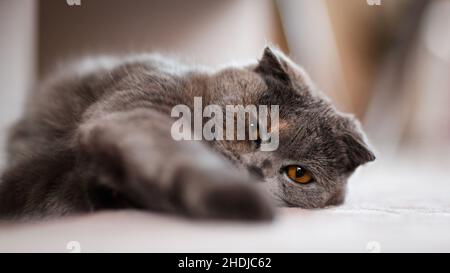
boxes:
[0,47,375,220]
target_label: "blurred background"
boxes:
[1,0,450,212]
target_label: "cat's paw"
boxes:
[202,182,275,221]
[173,167,275,221]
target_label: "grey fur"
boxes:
[0,47,375,221]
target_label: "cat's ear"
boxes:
[255,47,290,83]
[342,133,376,171]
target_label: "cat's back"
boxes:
[7,54,197,163]
[26,54,194,127]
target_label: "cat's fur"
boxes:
[0,47,375,220]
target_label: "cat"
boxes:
[0,47,375,221]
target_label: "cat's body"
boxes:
[0,48,375,220]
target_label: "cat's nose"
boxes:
[247,165,264,180]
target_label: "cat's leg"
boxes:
[77,108,274,220]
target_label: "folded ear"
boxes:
[342,133,376,172]
[255,47,290,84]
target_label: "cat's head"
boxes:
[209,47,376,208]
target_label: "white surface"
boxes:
[1,154,449,253]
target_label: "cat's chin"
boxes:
[279,199,299,208]
[268,191,298,208]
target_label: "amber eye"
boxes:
[285,165,313,184]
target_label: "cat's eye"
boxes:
[251,125,271,150]
[253,135,262,149]
[285,165,313,184]
[251,123,262,149]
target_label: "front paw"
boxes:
[173,167,275,221]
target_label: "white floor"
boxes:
[1,154,449,253]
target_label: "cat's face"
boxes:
[209,47,375,208]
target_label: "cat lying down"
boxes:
[0,47,375,221]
